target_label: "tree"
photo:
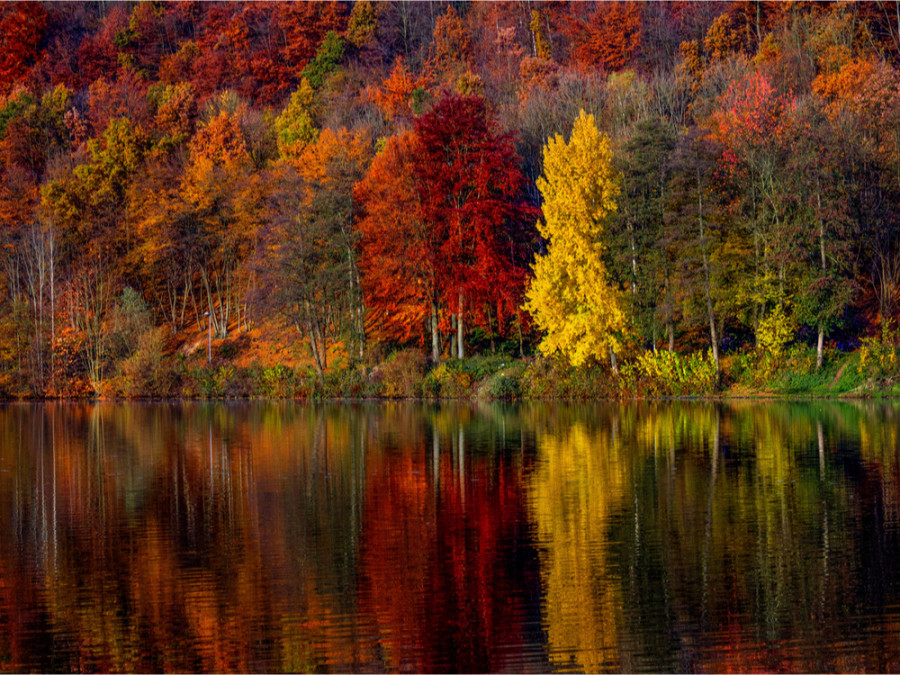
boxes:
[666,127,736,371]
[525,110,625,370]
[609,116,677,352]
[355,131,434,350]
[412,95,534,359]
[563,2,642,72]
[357,95,533,361]
[262,128,371,379]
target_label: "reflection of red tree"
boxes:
[358,441,539,672]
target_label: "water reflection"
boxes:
[0,401,899,672]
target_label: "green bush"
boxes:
[423,362,472,398]
[476,363,524,400]
[519,357,615,399]
[256,364,308,398]
[621,349,718,397]
[319,366,373,398]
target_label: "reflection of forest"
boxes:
[526,400,900,673]
[0,401,899,672]
[0,402,546,672]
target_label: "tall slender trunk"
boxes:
[457,293,464,359]
[817,181,827,369]
[609,346,618,375]
[450,314,457,359]
[516,309,524,358]
[698,170,719,371]
[431,300,440,362]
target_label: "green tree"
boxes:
[525,110,625,370]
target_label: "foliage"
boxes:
[476,364,524,400]
[619,349,718,397]
[115,326,174,397]
[756,304,796,365]
[857,323,900,383]
[376,348,427,398]
[525,110,624,367]
[0,2,900,399]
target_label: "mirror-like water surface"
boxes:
[1,401,899,672]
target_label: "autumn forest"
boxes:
[3,0,900,399]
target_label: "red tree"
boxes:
[413,95,535,357]
[357,94,535,359]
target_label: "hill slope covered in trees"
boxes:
[2,1,900,398]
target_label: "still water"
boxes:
[1,400,899,672]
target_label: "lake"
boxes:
[1,400,899,672]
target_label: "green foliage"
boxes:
[275,80,318,159]
[422,362,472,398]
[750,304,797,382]
[477,369,523,400]
[0,90,34,138]
[300,31,345,90]
[519,357,616,399]
[109,287,151,359]
[320,367,369,398]
[756,304,795,361]
[620,350,718,397]
[256,364,313,398]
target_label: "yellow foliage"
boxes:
[525,110,625,367]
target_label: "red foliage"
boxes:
[412,95,535,320]
[355,131,431,343]
[190,2,347,106]
[75,5,129,88]
[0,2,47,94]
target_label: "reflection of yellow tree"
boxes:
[528,420,630,672]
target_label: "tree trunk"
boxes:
[431,301,440,362]
[517,309,524,358]
[609,345,618,375]
[817,326,825,369]
[457,293,464,359]
[698,170,719,371]
[817,183,827,370]
[450,314,457,359]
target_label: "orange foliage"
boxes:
[431,5,472,77]
[564,2,642,72]
[813,57,900,122]
[354,132,430,343]
[369,57,431,123]
[86,70,150,137]
[189,111,249,169]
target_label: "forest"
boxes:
[2,0,900,398]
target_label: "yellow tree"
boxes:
[525,110,625,370]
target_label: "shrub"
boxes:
[476,364,524,400]
[857,322,899,382]
[257,364,304,398]
[116,327,174,397]
[421,362,473,398]
[377,349,427,398]
[621,349,718,397]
